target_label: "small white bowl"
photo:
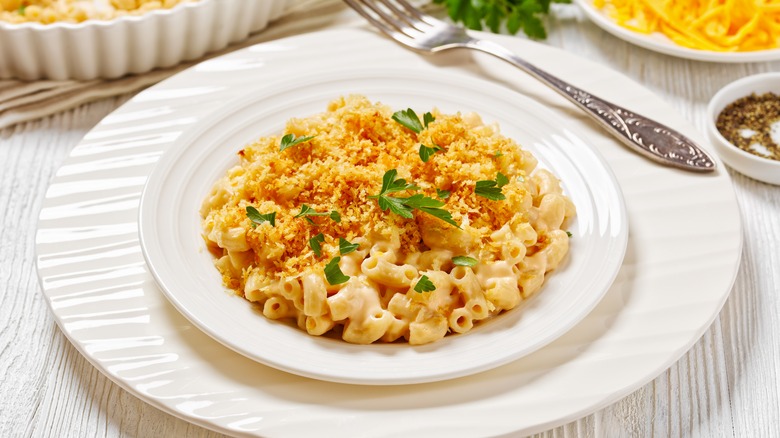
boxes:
[707,73,780,185]
[0,0,294,81]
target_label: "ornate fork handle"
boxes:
[469,39,716,172]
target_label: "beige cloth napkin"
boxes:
[0,0,357,130]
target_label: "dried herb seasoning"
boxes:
[716,92,780,161]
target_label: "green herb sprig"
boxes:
[309,233,325,257]
[279,133,316,152]
[452,256,478,267]
[392,109,435,134]
[475,172,509,201]
[368,169,458,227]
[419,144,443,162]
[246,206,276,227]
[324,257,350,285]
[294,204,341,224]
[432,0,571,39]
[414,275,436,293]
[436,188,451,199]
[339,238,359,255]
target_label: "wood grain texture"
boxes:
[1,3,779,437]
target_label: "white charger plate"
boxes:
[137,68,627,385]
[575,0,780,63]
[35,28,741,436]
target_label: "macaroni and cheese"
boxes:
[201,95,576,345]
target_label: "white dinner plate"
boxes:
[35,28,741,436]
[575,0,780,63]
[137,68,627,385]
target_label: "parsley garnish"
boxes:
[419,144,443,163]
[423,112,435,128]
[368,169,459,228]
[309,233,325,257]
[339,238,359,255]
[436,188,450,199]
[494,151,503,157]
[246,206,275,227]
[279,133,315,152]
[452,256,478,267]
[432,0,568,39]
[475,172,509,201]
[294,204,340,225]
[414,275,436,293]
[324,257,350,285]
[391,109,434,134]
[18,4,26,14]
[566,231,573,237]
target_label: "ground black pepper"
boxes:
[716,92,780,161]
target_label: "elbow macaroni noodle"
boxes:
[201,96,576,345]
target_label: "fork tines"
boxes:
[343,0,436,41]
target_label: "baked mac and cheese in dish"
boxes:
[201,95,575,345]
[1,0,194,24]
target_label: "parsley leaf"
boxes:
[378,195,414,218]
[414,275,436,293]
[295,204,340,224]
[452,256,478,267]
[369,169,459,227]
[401,194,459,227]
[475,172,509,201]
[309,233,325,257]
[324,257,350,285]
[18,4,26,14]
[566,230,573,237]
[279,133,315,152]
[432,0,568,39]
[339,238,359,255]
[423,112,435,128]
[494,151,503,157]
[436,188,451,199]
[392,109,435,134]
[496,172,509,188]
[246,206,275,227]
[372,169,420,196]
[419,144,443,163]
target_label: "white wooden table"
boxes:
[2,3,779,437]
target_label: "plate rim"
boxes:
[137,66,629,385]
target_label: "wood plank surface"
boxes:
[1,3,778,437]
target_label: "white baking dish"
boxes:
[0,0,296,80]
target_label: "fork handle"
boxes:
[468,39,716,172]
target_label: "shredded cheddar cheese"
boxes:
[593,0,780,52]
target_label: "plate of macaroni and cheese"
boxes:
[37,27,742,434]
[138,68,628,385]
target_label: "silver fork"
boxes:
[343,0,716,172]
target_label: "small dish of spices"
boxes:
[708,73,780,185]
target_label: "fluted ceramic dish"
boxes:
[0,0,296,80]
[35,28,742,436]
[138,68,628,385]
[575,0,780,63]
